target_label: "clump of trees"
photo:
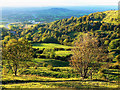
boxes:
[2,39,33,76]
[69,34,107,79]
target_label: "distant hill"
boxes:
[1,7,98,23]
[48,8,71,12]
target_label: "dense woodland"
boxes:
[1,10,120,88]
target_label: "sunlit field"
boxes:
[32,43,73,49]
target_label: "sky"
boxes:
[0,0,119,7]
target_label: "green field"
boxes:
[2,41,119,89]
[55,51,72,57]
[2,61,119,89]
[2,56,119,88]
[32,58,69,67]
[2,74,118,88]
[32,43,73,49]
[0,25,4,28]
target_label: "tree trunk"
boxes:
[14,64,17,76]
[90,70,93,80]
[90,73,92,79]
[83,67,88,78]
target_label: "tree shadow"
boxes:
[2,79,116,84]
[43,60,69,67]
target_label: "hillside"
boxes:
[102,10,118,24]
[1,10,120,88]
[2,9,120,68]
[88,10,118,24]
[2,10,120,55]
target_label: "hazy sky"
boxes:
[1,0,119,7]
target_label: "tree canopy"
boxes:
[2,39,33,76]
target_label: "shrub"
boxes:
[104,40,109,45]
[42,63,47,67]
[108,39,120,51]
[34,66,37,69]
[47,64,53,70]
[51,68,61,72]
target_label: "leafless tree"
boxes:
[69,34,107,79]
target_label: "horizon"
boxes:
[1,5,118,10]
[1,6,118,12]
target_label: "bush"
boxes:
[47,64,53,70]
[51,68,61,72]
[42,63,47,67]
[115,55,120,62]
[104,40,109,45]
[34,66,37,69]
[108,39,120,51]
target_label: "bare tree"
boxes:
[69,34,107,79]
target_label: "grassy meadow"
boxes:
[2,43,119,89]
[32,43,73,49]
[55,51,73,57]
[2,75,119,88]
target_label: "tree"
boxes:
[108,39,120,51]
[2,39,33,76]
[86,16,90,21]
[69,34,107,79]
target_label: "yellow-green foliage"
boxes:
[102,10,118,25]
[2,75,119,88]
[2,83,58,88]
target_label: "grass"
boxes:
[0,25,4,28]
[2,74,81,82]
[32,43,73,49]
[55,51,73,57]
[32,58,69,67]
[2,40,119,88]
[2,74,119,88]
[20,67,79,78]
[2,81,119,88]
[2,57,119,88]
[2,82,58,88]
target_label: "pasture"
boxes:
[32,43,73,49]
[2,43,119,89]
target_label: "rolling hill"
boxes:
[1,10,120,88]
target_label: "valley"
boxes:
[1,7,120,89]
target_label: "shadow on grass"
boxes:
[32,43,44,46]
[2,79,115,84]
[44,60,69,67]
[33,59,69,67]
